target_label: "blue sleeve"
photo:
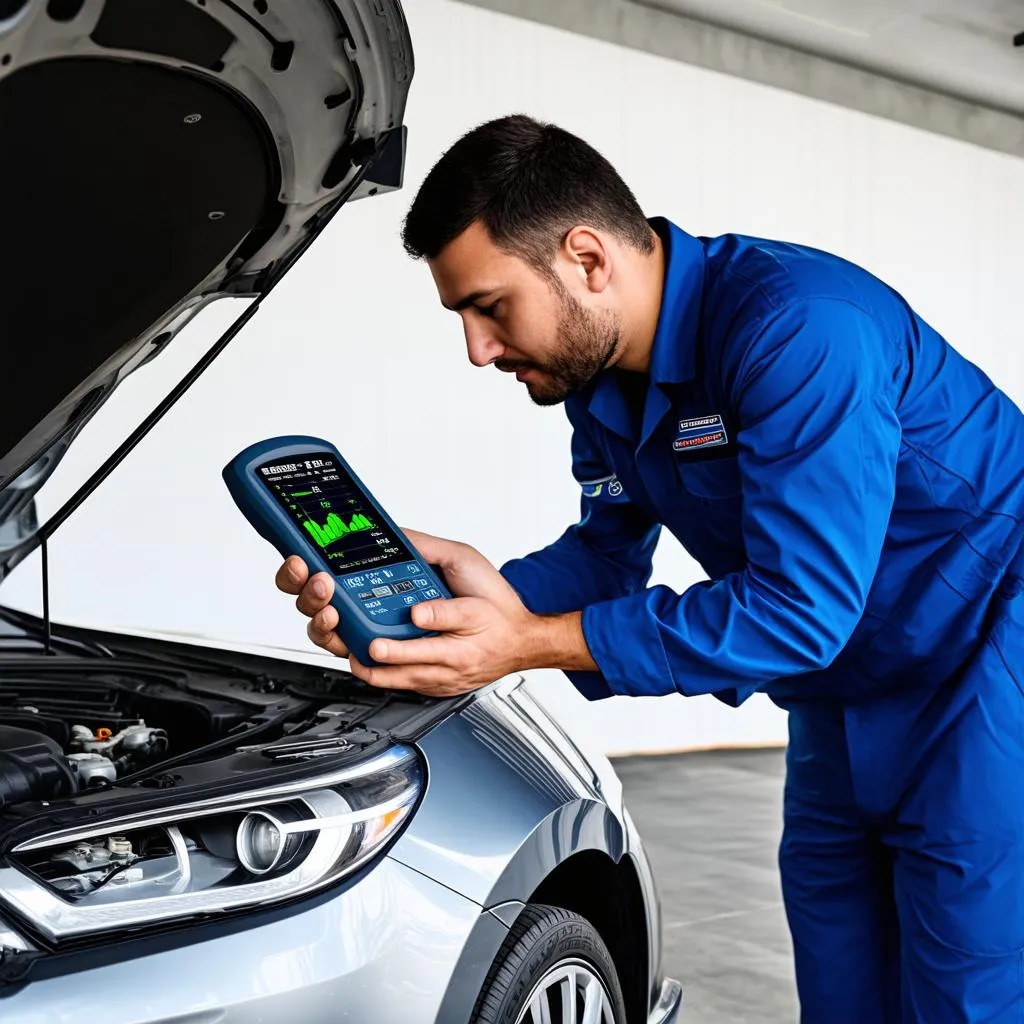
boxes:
[580,298,902,702]
[500,406,661,699]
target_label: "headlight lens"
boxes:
[0,746,421,944]
[236,810,290,875]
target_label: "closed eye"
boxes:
[475,301,501,319]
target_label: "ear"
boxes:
[562,226,612,294]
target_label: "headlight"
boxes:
[236,810,294,875]
[0,746,421,944]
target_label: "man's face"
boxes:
[429,221,620,405]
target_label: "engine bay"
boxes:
[0,606,446,923]
[0,669,248,807]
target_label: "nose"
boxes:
[463,317,505,368]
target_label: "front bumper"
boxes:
[0,858,487,1024]
[650,978,684,1023]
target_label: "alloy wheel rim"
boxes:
[515,958,617,1024]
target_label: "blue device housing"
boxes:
[222,435,451,667]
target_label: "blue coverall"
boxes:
[500,218,1024,1022]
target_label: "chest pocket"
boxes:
[676,455,743,500]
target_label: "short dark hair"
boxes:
[401,114,654,274]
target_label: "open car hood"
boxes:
[0,0,412,578]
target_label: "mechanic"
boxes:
[275,114,1024,1022]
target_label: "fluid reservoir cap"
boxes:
[106,836,132,856]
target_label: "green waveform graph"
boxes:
[303,511,375,549]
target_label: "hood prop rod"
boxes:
[14,298,258,650]
[40,536,51,656]
[34,300,263,555]
[26,295,257,654]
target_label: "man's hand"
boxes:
[273,530,596,697]
[274,555,352,660]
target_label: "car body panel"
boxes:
[389,680,670,1016]
[0,857,491,1024]
[649,979,684,1024]
[390,687,625,908]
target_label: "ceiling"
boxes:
[634,0,1024,114]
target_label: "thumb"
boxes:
[411,597,487,634]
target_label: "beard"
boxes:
[495,288,621,406]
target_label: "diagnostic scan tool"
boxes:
[223,436,451,666]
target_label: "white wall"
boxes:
[5,0,1024,755]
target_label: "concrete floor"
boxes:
[614,748,798,1024]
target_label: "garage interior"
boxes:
[2,0,1023,1021]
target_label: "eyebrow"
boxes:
[443,289,497,312]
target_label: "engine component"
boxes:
[70,723,168,767]
[106,836,132,856]
[0,726,77,810]
[66,752,117,788]
[51,836,135,874]
[44,836,139,896]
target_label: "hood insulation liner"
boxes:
[0,56,280,476]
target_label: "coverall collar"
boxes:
[586,217,705,444]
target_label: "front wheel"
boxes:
[472,903,626,1024]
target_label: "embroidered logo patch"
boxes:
[581,474,625,501]
[673,415,728,452]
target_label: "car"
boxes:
[0,1,683,1021]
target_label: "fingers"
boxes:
[275,558,346,659]
[275,556,309,595]
[275,557,332,615]
[307,601,339,634]
[349,656,456,695]
[294,572,334,617]
[307,607,349,658]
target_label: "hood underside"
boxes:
[0,0,412,576]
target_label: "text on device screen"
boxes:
[257,452,415,575]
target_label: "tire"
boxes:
[471,903,627,1024]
